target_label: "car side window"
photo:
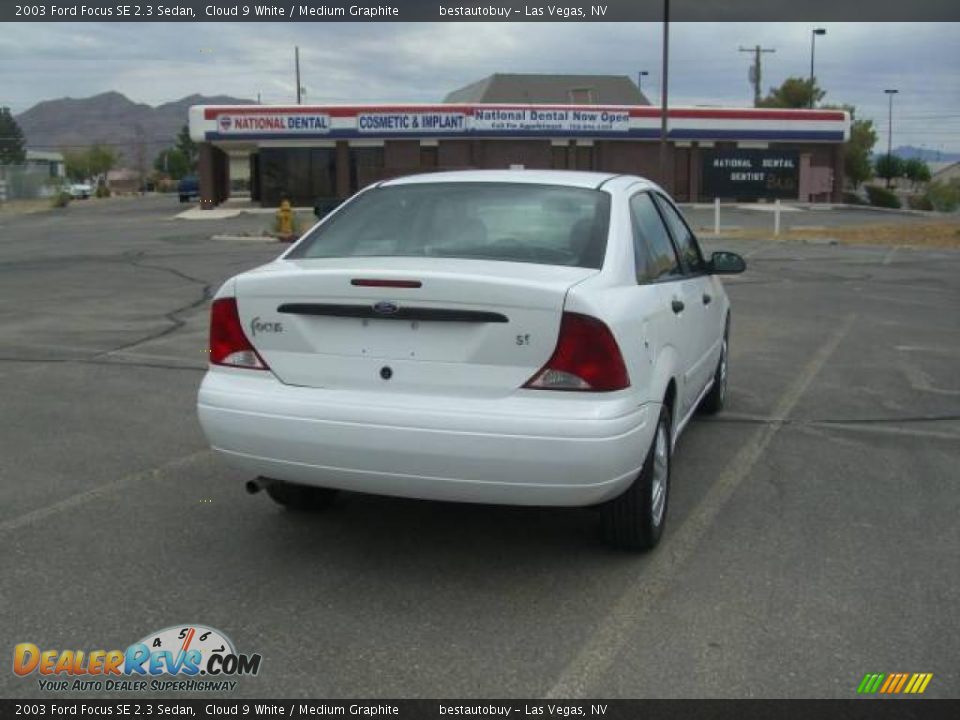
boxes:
[654,194,706,274]
[629,193,682,283]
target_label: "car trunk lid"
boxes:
[234,257,597,397]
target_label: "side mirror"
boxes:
[709,251,747,275]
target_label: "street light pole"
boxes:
[295,46,302,104]
[658,0,670,187]
[638,70,649,98]
[809,28,826,108]
[885,88,898,188]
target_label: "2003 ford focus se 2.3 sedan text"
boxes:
[197,170,746,550]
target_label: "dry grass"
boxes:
[710,220,960,249]
[0,198,57,216]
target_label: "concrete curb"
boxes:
[211,234,282,243]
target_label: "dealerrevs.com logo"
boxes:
[13,624,262,693]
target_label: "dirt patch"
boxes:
[713,220,960,249]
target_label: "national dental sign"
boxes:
[193,105,850,143]
[217,113,331,134]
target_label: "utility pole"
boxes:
[658,0,669,187]
[295,46,301,104]
[739,45,776,107]
[637,70,649,98]
[809,28,826,108]
[885,88,899,188]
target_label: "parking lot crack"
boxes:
[97,252,213,356]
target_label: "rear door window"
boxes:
[629,193,682,283]
[654,194,706,274]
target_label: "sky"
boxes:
[1,22,959,153]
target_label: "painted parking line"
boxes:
[545,313,857,699]
[882,246,900,265]
[0,449,212,536]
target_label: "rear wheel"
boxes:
[602,405,671,551]
[264,480,339,511]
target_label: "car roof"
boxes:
[380,169,656,191]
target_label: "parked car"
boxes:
[178,175,200,203]
[196,170,746,550]
[69,183,93,199]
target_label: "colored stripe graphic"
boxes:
[857,672,932,694]
[858,673,885,693]
[879,674,896,693]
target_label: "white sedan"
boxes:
[69,183,93,199]
[197,170,746,550]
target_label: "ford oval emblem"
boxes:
[373,300,399,315]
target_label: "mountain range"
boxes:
[885,146,960,163]
[15,92,254,167]
[15,93,960,169]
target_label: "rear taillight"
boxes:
[524,312,630,392]
[209,297,268,370]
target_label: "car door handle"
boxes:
[703,293,712,305]
[671,299,685,314]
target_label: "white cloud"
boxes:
[1,21,957,150]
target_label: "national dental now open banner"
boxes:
[3,0,959,22]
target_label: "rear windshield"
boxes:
[287,182,611,269]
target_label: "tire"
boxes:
[699,323,729,416]
[264,480,339,512]
[602,405,671,551]
[179,194,188,203]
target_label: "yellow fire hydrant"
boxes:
[276,199,295,241]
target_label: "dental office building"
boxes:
[187,73,850,208]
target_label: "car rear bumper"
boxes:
[197,369,654,507]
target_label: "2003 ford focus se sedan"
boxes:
[197,170,746,550]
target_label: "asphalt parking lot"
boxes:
[1,196,958,699]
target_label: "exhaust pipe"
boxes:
[245,478,265,495]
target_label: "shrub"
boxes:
[95,182,110,198]
[874,154,904,186]
[907,195,934,211]
[842,191,867,206]
[51,191,72,208]
[865,185,901,209]
[923,180,960,213]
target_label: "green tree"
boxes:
[757,77,826,109]
[823,106,876,190]
[845,119,877,189]
[874,154,904,189]
[63,149,91,181]
[63,144,119,182]
[903,158,931,190]
[175,125,198,172]
[87,144,119,178]
[0,106,27,165]
[153,148,191,179]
